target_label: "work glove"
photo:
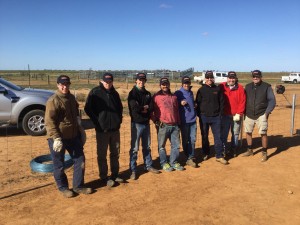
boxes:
[79,126,86,146]
[53,138,63,152]
[233,114,240,122]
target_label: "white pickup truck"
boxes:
[194,71,228,84]
[281,73,300,83]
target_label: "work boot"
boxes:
[106,179,115,187]
[73,187,92,195]
[242,149,253,157]
[60,189,75,198]
[130,172,137,180]
[261,151,268,162]
[114,177,125,183]
[186,159,197,168]
[216,157,229,165]
[146,167,160,174]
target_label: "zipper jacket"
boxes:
[84,83,123,132]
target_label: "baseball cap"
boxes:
[160,77,170,85]
[205,71,214,79]
[136,73,147,80]
[57,75,71,85]
[228,71,237,79]
[252,70,262,77]
[103,73,113,82]
[182,76,191,84]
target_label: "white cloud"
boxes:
[159,3,172,9]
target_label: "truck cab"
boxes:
[194,71,228,84]
[281,73,300,83]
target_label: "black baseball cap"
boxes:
[103,73,114,82]
[205,71,214,79]
[57,75,71,84]
[160,77,170,85]
[228,71,237,78]
[182,76,191,84]
[136,73,147,80]
[252,70,262,77]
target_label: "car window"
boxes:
[216,73,221,77]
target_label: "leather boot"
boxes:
[261,151,267,162]
[242,149,253,157]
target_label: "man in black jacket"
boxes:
[242,70,276,162]
[128,73,160,180]
[196,71,228,165]
[84,73,124,187]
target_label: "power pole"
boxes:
[28,64,31,87]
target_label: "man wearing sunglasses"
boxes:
[243,70,276,162]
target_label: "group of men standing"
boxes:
[45,69,275,198]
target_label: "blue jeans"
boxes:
[96,130,120,180]
[200,115,223,158]
[157,124,181,167]
[48,134,85,191]
[221,115,241,150]
[129,122,153,172]
[180,122,197,160]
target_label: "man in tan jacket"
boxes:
[45,75,91,198]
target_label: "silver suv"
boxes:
[0,77,54,136]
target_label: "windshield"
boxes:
[0,78,23,91]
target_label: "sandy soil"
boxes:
[0,82,300,225]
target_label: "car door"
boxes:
[0,85,12,124]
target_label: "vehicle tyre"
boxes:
[22,109,46,136]
[30,154,73,173]
[293,79,297,84]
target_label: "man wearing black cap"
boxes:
[84,73,124,186]
[195,71,228,165]
[152,77,184,172]
[242,70,276,162]
[128,73,160,180]
[219,71,246,157]
[45,75,92,198]
[174,76,197,168]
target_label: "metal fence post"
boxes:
[291,94,296,135]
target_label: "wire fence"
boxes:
[0,81,299,198]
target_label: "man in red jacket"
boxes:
[219,71,246,157]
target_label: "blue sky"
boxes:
[0,0,299,72]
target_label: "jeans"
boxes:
[96,130,120,180]
[180,122,197,160]
[48,134,85,191]
[199,115,223,158]
[129,122,153,172]
[221,115,241,150]
[157,124,181,167]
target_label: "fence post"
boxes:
[291,94,296,135]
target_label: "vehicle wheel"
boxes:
[22,110,46,136]
[293,79,297,84]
